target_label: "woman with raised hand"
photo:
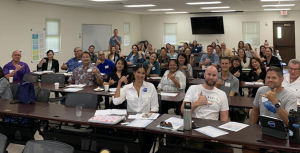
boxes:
[158,47,170,68]
[237,48,250,68]
[113,64,158,113]
[145,44,156,58]
[106,46,120,63]
[167,45,178,59]
[115,44,123,58]
[143,53,160,77]
[126,45,145,65]
[245,43,259,58]
[247,57,267,97]
[185,48,194,66]
[263,47,282,70]
[166,43,171,53]
[177,54,193,78]
[37,50,59,72]
[232,41,245,53]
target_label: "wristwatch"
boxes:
[274,100,282,110]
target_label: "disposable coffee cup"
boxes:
[104,85,109,91]
[54,83,59,89]
[202,65,205,70]
[9,77,13,83]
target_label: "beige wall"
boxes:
[0,0,141,70]
[140,11,300,59]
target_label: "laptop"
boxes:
[259,115,287,139]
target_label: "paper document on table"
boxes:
[126,119,153,128]
[42,71,54,74]
[195,126,228,138]
[94,109,127,116]
[109,88,117,92]
[156,117,183,130]
[63,88,83,92]
[67,84,85,88]
[128,113,159,120]
[150,77,161,79]
[254,82,264,85]
[64,73,72,76]
[160,92,178,97]
[245,82,254,85]
[218,122,249,132]
[33,72,43,75]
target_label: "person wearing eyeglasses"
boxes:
[61,47,83,72]
[282,59,300,103]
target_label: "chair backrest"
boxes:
[10,83,18,100]
[23,73,39,83]
[0,133,7,153]
[23,140,74,153]
[158,94,162,114]
[65,93,98,109]
[41,74,65,84]
[35,88,50,103]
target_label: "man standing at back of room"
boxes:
[108,29,122,51]
[215,57,239,96]
[61,47,83,72]
[88,45,97,63]
[3,50,30,82]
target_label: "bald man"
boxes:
[221,43,234,57]
[3,50,30,82]
[181,66,229,121]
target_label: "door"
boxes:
[273,21,295,63]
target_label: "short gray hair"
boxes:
[74,47,82,52]
[288,59,300,68]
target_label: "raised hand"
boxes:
[261,88,278,104]
[181,65,187,71]
[205,58,211,63]
[15,64,23,71]
[168,73,175,81]
[92,66,98,73]
[215,79,224,88]
[234,70,240,77]
[232,47,236,51]
[195,91,212,107]
[109,78,116,85]
[148,63,153,68]
[191,54,194,58]
[161,63,165,67]
[119,75,129,84]
[41,59,46,64]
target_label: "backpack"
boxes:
[18,82,36,104]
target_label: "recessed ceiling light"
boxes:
[148,9,174,11]
[165,12,188,14]
[264,8,292,11]
[211,10,236,12]
[262,4,295,7]
[124,4,156,7]
[90,0,123,1]
[261,0,298,2]
[186,1,222,5]
[201,6,230,9]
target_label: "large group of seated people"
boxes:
[0,29,298,152]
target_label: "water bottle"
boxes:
[183,102,192,131]
[288,109,300,143]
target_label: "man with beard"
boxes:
[181,66,229,121]
[250,66,297,126]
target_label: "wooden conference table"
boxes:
[146,114,300,152]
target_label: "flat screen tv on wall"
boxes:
[190,16,224,34]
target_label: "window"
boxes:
[46,19,60,53]
[164,23,177,45]
[242,22,260,45]
[123,22,130,46]
[277,27,282,39]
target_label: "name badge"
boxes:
[78,60,82,63]
[143,88,147,92]
[225,82,231,87]
[195,49,197,51]
[9,70,14,73]
[290,88,297,92]
[87,69,92,72]
[105,65,109,69]
[152,67,155,70]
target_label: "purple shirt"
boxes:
[3,61,31,82]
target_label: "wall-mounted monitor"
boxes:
[190,16,224,34]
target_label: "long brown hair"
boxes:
[229,56,241,74]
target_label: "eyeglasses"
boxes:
[288,67,300,71]
[160,121,173,128]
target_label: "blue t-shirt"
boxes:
[109,36,122,47]
[192,46,202,53]
[65,57,82,72]
[199,54,220,66]
[143,61,160,75]
[97,59,115,75]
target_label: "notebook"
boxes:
[88,115,125,125]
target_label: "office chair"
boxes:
[41,74,66,102]
[10,83,18,100]
[23,73,39,83]
[23,140,74,153]
[35,88,50,103]
[0,133,7,153]
[65,93,98,109]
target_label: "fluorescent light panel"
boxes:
[262,4,295,7]
[91,0,123,1]
[186,1,222,5]
[261,0,298,2]
[124,4,156,7]
[165,12,188,14]
[201,6,230,9]
[148,9,174,11]
[211,10,236,12]
[264,8,291,11]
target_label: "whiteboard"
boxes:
[82,24,112,51]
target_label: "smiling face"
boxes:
[74,48,82,59]
[134,67,146,82]
[221,43,226,49]
[238,49,245,58]
[81,53,91,65]
[204,66,218,86]
[251,58,261,70]
[116,60,124,71]
[47,51,54,60]
[266,71,283,89]
[245,44,250,50]
[12,51,21,62]
[215,46,221,53]
[170,46,175,52]
[221,59,231,72]
[161,49,167,56]
[98,51,105,61]
[147,44,152,50]
[150,53,157,63]
[115,44,120,50]
[233,60,240,68]
[178,55,186,65]
[288,62,300,79]
[185,48,191,56]
[132,46,138,54]
[207,46,213,56]
[114,29,118,36]
[193,41,197,46]
[169,60,178,73]
[260,46,266,54]
[111,46,116,54]
[88,46,95,54]
[265,48,272,57]
[239,41,244,48]
[183,43,188,48]
[166,43,171,49]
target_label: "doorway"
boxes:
[273,21,295,64]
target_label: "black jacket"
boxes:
[37,58,59,73]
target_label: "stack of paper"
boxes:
[64,73,72,76]
[254,82,264,85]
[128,113,159,120]
[67,84,85,88]
[218,122,249,132]
[42,71,54,74]
[150,77,162,79]
[33,72,43,75]
[195,126,228,138]
[94,109,127,116]
[160,92,178,97]
[126,119,153,128]
[245,82,254,85]
[63,88,83,92]
[109,88,117,92]
[88,115,125,125]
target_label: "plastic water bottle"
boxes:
[288,109,300,143]
[183,102,192,131]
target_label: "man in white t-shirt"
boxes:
[181,66,229,121]
[282,59,300,103]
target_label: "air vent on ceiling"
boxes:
[105,2,126,5]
